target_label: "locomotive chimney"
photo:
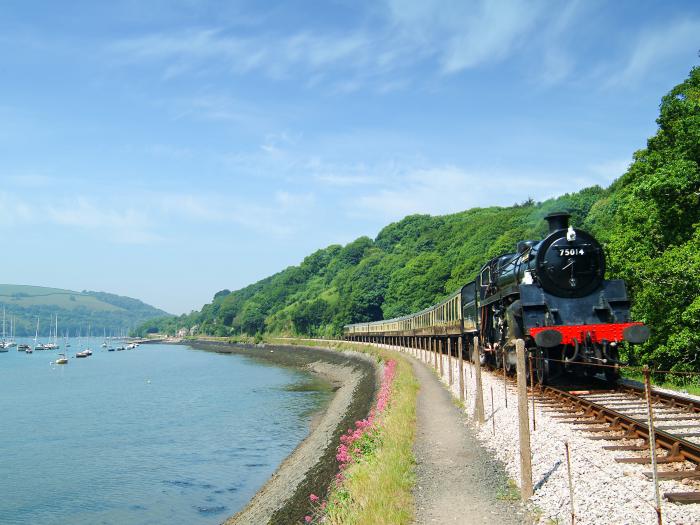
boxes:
[545,212,570,233]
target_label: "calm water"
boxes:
[0,340,329,524]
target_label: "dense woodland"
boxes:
[137,67,700,373]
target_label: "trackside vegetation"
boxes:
[276,339,418,525]
[137,66,700,375]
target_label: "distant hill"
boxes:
[0,284,171,337]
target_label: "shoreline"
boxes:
[187,340,379,525]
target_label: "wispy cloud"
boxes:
[0,186,320,243]
[385,0,545,73]
[0,192,160,244]
[352,164,599,221]
[107,0,588,90]
[605,18,700,88]
[109,27,376,82]
[4,174,56,188]
[589,158,631,181]
[148,190,317,238]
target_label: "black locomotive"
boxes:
[467,212,649,384]
[344,212,649,385]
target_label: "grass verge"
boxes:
[270,338,419,525]
[622,370,700,396]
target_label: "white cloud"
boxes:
[588,158,630,181]
[0,192,160,244]
[386,0,544,72]
[352,164,597,221]
[109,28,376,81]
[4,174,55,188]
[108,0,586,90]
[0,185,320,243]
[605,18,700,88]
[149,190,315,238]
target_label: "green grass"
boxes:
[496,478,521,502]
[622,370,700,396]
[269,337,419,525]
[0,284,121,311]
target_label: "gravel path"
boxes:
[412,358,530,524]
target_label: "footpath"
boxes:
[411,359,530,524]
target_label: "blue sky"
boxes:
[1,1,698,314]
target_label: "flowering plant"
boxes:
[303,359,397,524]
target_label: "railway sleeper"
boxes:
[602,444,649,451]
[644,469,700,481]
[615,455,685,464]
[580,426,621,433]
[664,492,700,504]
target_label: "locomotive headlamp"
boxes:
[566,226,577,242]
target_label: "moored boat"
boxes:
[55,353,68,364]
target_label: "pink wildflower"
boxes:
[309,494,319,503]
[304,516,312,523]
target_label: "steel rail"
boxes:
[543,386,700,465]
[618,383,700,414]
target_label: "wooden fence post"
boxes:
[433,337,438,370]
[439,339,444,376]
[503,346,508,408]
[644,366,663,525]
[458,336,464,402]
[516,338,533,500]
[448,338,453,385]
[473,336,485,423]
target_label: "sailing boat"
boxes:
[44,315,59,350]
[0,308,7,352]
[18,319,30,351]
[84,324,92,356]
[33,317,45,351]
[7,315,17,348]
[101,327,107,348]
[0,307,8,351]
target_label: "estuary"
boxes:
[0,341,330,524]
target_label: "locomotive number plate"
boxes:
[558,248,585,256]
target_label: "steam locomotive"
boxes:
[344,212,649,385]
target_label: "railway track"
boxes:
[538,383,700,504]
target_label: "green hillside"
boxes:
[137,66,700,373]
[0,284,171,336]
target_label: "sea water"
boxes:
[0,341,328,524]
